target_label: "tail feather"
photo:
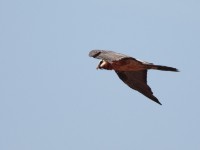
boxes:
[150,65,179,72]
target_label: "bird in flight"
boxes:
[89,50,179,105]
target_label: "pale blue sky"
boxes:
[0,0,200,150]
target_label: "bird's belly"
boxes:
[112,60,146,71]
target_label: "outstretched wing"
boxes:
[115,70,162,105]
[89,50,153,65]
[89,50,132,62]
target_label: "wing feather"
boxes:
[89,50,154,66]
[89,50,132,62]
[115,70,162,105]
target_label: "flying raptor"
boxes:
[89,50,179,105]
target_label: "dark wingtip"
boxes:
[157,101,162,105]
[150,96,162,105]
[154,98,162,105]
[89,50,101,58]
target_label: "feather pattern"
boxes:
[115,70,162,105]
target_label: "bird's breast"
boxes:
[112,59,147,71]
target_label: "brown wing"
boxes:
[115,70,162,105]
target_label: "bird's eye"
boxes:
[99,60,103,65]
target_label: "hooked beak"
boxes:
[96,60,103,70]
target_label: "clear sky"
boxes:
[0,0,200,150]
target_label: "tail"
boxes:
[149,65,179,72]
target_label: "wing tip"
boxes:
[151,96,162,105]
[156,101,162,105]
[89,50,101,58]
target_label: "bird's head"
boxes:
[96,60,104,69]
